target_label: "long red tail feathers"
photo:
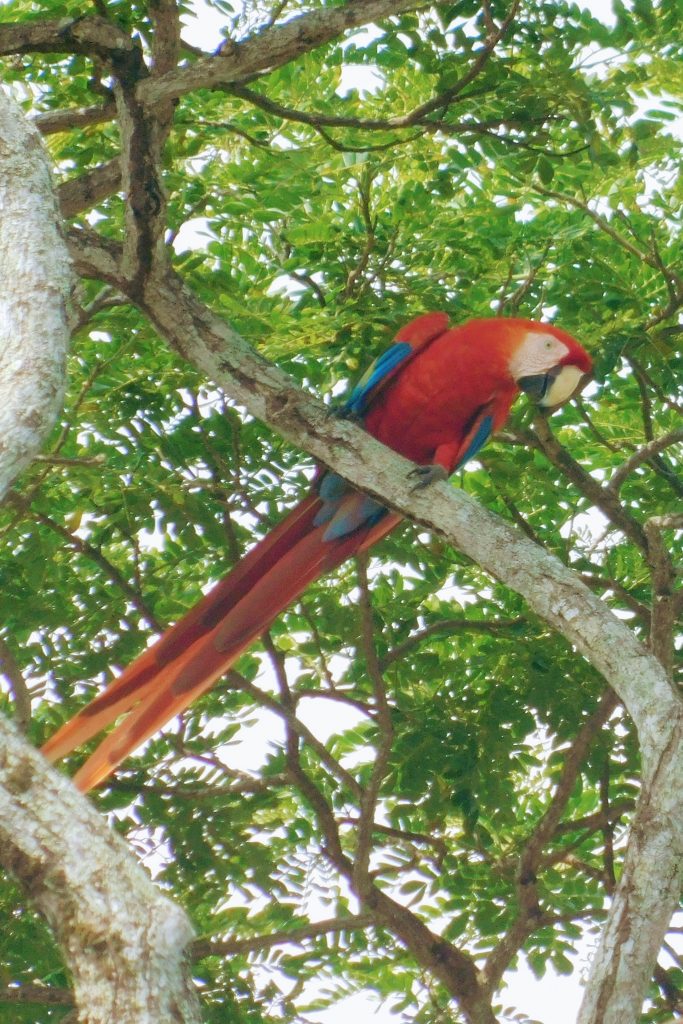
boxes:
[41,494,321,763]
[42,490,400,793]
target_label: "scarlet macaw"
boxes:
[42,313,591,791]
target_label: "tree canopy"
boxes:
[0,1,681,1022]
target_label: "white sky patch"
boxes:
[337,63,384,98]
[181,0,232,50]
[500,941,594,1024]
[213,702,284,772]
[576,0,617,25]
[173,216,213,253]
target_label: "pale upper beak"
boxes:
[518,364,585,408]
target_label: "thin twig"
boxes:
[529,417,649,554]
[191,912,374,959]
[228,663,362,799]
[31,508,162,632]
[0,635,32,731]
[483,689,619,990]
[354,553,393,892]
[608,428,683,495]
[381,616,525,669]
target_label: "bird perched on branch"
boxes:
[42,312,591,791]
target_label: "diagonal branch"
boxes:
[0,984,73,1006]
[34,100,115,135]
[24,505,163,633]
[353,554,393,892]
[139,0,430,106]
[381,616,526,668]
[226,667,363,799]
[230,79,548,144]
[280,664,498,1024]
[408,0,520,113]
[528,416,649,553]
[0,15,137,60]
[58,158,122,218]
[516,692,619,878]
[532,185,683,328]
[228,0,522,137]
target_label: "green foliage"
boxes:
[0,1,681,1022]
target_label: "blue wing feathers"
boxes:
[454,415,493,471]
[315,410,492,541]
[316,315,453,540]
[344,342,412,416]
[313,472,349,527]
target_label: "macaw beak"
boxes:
[518,364,586,408]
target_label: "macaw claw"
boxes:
[408,464,448,491]
[330,403,363,423]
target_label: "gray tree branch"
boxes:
[139,0,428,107]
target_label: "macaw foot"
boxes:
[408,463,448,491]
[332,404,363,423]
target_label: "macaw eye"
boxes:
[544,339,554,349]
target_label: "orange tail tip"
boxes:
[40,650,160,764]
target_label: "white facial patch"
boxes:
[541,364,584,406]
[508,332,570,379]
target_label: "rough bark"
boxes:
[576,729,683,1024]
[0,717,201,1024]
[0,3,425,108]
[0,88,71,499]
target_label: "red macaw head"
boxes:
[505,320,593,408]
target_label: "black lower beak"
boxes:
[518,366,560,402]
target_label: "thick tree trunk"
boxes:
[0,718,201,1024]
[0,88,71,498]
